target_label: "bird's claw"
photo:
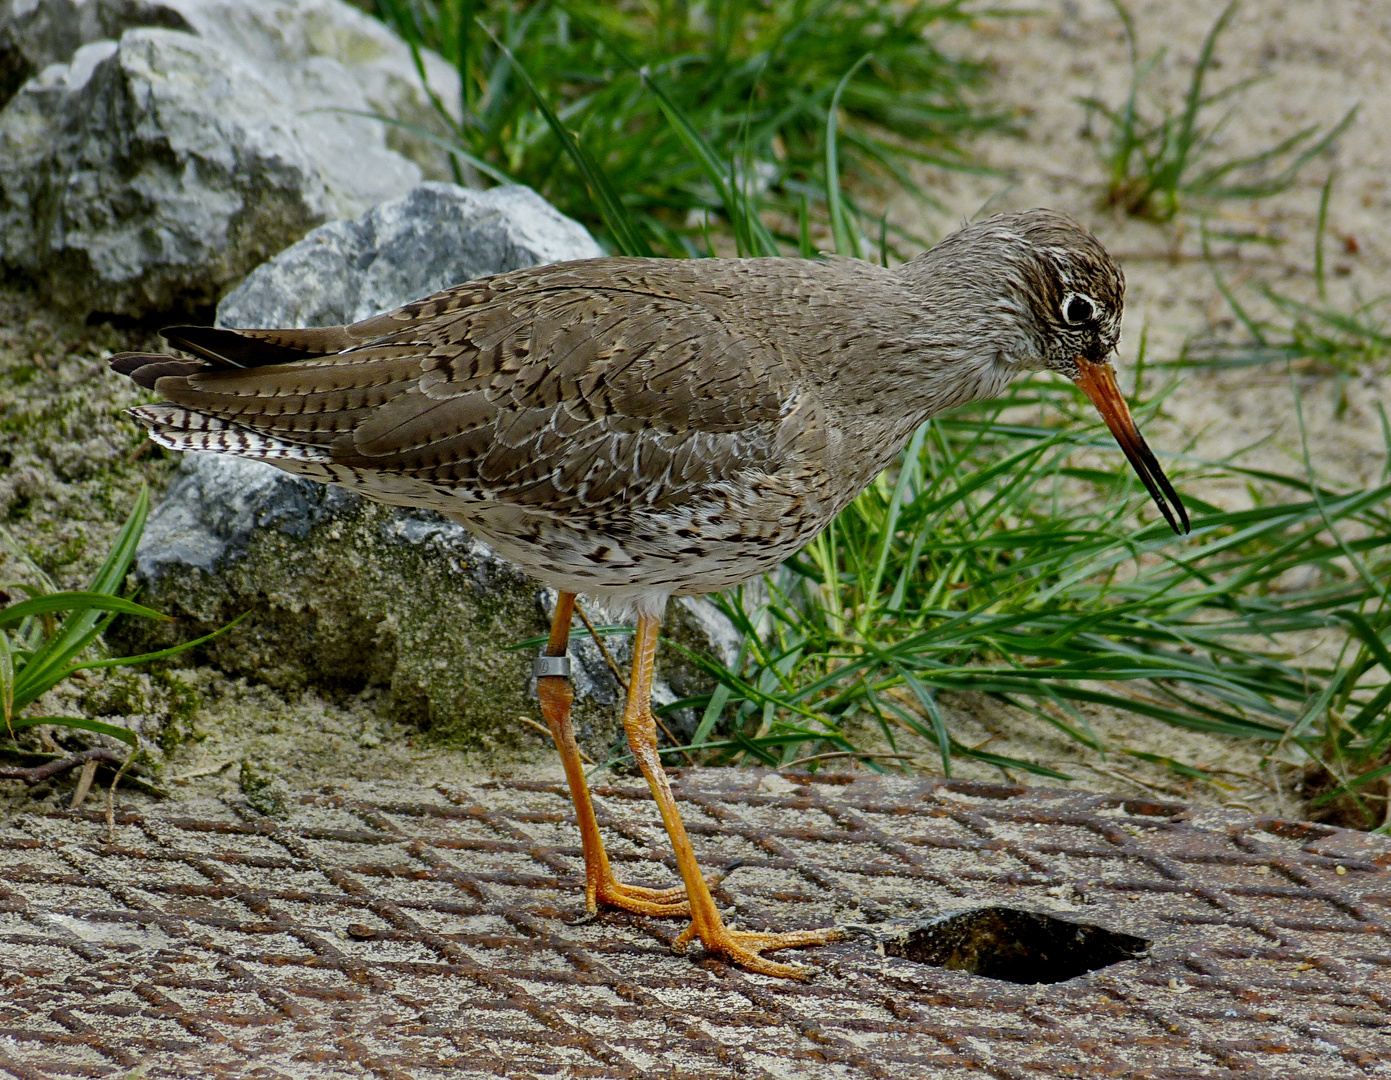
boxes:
[593,876,689,918]
[673,923,842,979]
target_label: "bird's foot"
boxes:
[672,921,842,979]
[593,875,689,918]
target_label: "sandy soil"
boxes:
[3,0,1388,825]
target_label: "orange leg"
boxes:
[620,612,841,979]
[537,592,688,917]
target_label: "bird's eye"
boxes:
[1062,294,1096,325]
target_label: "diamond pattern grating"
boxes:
[1,769,1389,1079]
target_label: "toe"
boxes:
[620,883,687,902]
[727,948,812,979]
[685,926,841,978]
[743,927,842,951]
[597,878,690,917]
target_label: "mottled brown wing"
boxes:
[153,261,804,515]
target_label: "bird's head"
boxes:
[902,208,1188,535]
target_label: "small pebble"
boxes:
[346,923,378,940]
[1335,865,1346,875]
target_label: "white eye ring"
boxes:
[1061,293,1096,325]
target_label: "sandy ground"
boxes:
[3,0,1388,825]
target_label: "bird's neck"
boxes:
[746,259,1018,478]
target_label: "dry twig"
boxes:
[517,715,596,765]
[0,748,125,784]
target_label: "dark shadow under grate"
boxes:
[879,905,1150,984]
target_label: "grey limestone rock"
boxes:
[217,183,605,330]
[0,0,461,166]
[133,452,360,581]
[120,186,738,758]
[0,0,461,316]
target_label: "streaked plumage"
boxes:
[113,209,1171,616]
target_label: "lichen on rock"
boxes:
[115,450,737,760]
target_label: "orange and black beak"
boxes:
[1073,356,1190,535]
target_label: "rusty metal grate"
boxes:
[1,769,1389,1079]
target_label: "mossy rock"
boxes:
[113,452,736,761]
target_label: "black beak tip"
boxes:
[1126,432,1189,539]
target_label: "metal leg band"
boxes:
[533,654,572,678]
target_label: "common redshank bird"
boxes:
[110,208,1187,977]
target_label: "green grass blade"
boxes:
[482,21,653,258]
[860,422,927,634]
[1331,610,1391,735]
[13,616,113,711]
[884,658,952,776]
[637,67,780,257]
[826,53,872,259]
[12,489,149,704]
[0,593,171,630]
[90,485,147,596]
[57,612,251,677]
[690,680,733,747]
[5,715,138,748]
[0,629,12,735]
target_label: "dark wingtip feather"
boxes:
[110,353,210,389]
[160,324,354,367]
[110,352,167,376]
[133,361,211,389]
[160,325,304,367]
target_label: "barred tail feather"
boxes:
[129,405,334,463]
[127,404,456,507]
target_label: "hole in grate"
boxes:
[880,906,1150,985]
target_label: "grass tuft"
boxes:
[1079,0,1356,222]
[1175,179,1390,412]
[657,377,1391,808]
[2,490,237,754]
[369,0,1007,255]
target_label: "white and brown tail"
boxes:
[111,323,400,485]
[108,322,484,511]
[127,402,336,462]
[112,324,358,462]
